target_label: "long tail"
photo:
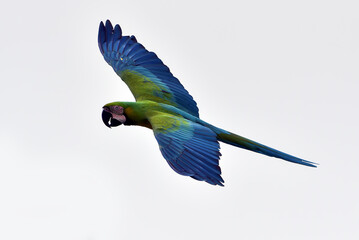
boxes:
[215,130,317,167]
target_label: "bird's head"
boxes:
[102,104,127,128]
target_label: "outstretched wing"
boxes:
[149,113,224,186]
[98,20,199,117]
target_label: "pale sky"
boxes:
[1,0,358,239]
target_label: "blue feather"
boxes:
[130,35,137,43]
[151,114,224,186]
[134,52,158,62]
[124,43,142,56]
[105,20,113,44]
[136,58,163,65]
[98,22,106,54]
[123,42,139,56]
[183,150,221,175]
[117,36,131,53]
[113,40,120,53]
[128,47,146,59]
[113,25,122,41]
[181,154,222,185]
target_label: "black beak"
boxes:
[102,108,122,128]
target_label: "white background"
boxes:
[1,0,358,239]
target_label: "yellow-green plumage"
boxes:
[120,70,174,105]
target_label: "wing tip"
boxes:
[98,19,124,55]
[98,21,106,54]
[105,20,113,43]
[191,175,225,187]
[105,19,112,27]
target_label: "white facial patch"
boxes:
[112,113,126,123]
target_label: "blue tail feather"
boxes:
[216,130,318,167]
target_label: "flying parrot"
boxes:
[99,20,317,186]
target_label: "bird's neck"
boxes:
[120,102,152,129]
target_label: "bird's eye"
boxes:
[120,57,123,61]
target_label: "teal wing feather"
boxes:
[98,20,199,117]
[149,113,224,186]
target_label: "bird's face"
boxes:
[102,105,126,128]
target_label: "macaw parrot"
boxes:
[99,20,317,186]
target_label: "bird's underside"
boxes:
[98,20,317,186]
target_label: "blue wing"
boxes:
[98,20,199,117]
[149,113,224,186]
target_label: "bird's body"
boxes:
[99,20,317,186]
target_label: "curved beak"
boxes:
[102,107,122,128]
[102,109,112,128]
